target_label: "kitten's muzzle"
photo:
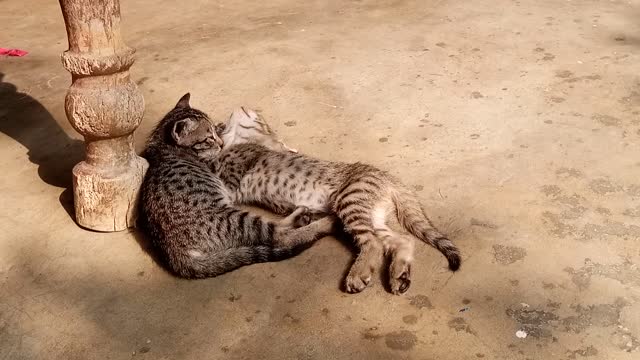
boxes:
[205,137,223,148]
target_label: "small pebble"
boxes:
[516,330,528,339]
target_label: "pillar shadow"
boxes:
[0,72,84,218]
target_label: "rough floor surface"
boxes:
[1,0,639,359]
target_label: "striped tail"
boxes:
[392,189,461,271]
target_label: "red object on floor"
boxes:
[0,48,28,57]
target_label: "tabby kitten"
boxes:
[208,108,461,294]
[139,94,336,278]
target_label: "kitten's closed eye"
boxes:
[193,133,223,160]
[193,140,211,150]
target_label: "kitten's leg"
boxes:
[378,229,415,295]
[344,231,383,293]
[274,215,340,247]
[212,207,331,250]
[280,206,311,228]
[309,210,331,222]
[273,203,328,222]
[335,190,385,293]
[260,200,297,217]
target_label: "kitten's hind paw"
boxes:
[389,261,412,295]
[282,206,311,228]
[344,265,374,294]
[345,273,371,293]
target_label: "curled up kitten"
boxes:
[139,94,336,278]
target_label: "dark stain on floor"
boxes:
[562,299,626,333]
[566,345,598,359]
[564,258,640,290]
[470,218,498,229]
[506,305,559,339]
[448,317,476,336]
[589,178,622,194]
[492,245,527,265]
[402,314,418,324]
[384,330,418,351]
[408,295,433,309]
[362,326,383,341]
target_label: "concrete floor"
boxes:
[1,0,639,358]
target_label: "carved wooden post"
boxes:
[59,0,148,231]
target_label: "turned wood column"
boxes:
[59,0,148,231]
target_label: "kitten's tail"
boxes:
[171,244,313,279]
[391,188,461,271]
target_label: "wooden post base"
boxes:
[59,0,148,231]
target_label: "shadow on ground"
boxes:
[0,72,84,189]
[0,72,84,220]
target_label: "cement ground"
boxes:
[1,0,639,359]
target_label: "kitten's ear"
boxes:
[175,93,191,109]
[214,122,227,136]
[171,118,197,145]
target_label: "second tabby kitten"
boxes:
[207,108,461,294]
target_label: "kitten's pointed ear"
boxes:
[175,93,191,109]
[214,122,227,136]
[171,118,196,145]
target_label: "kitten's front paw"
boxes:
[282,206,311,228]
[293,206,312,228]
[278,140,298,153]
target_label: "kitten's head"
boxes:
[147,93,223,157]
[215,107,298,153]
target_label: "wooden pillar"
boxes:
[59,0,148,231]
